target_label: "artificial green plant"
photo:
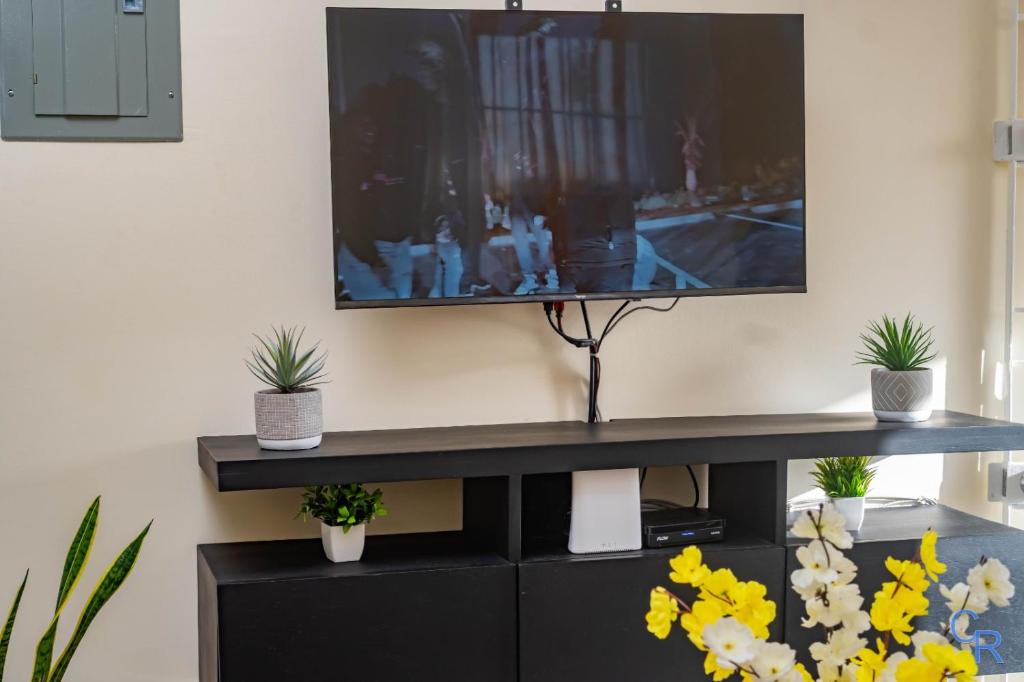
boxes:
[811,456,877,498]
[856,313,935,371]
[245,326,327,393]
[298,484,387,533]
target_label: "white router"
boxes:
[568,468,642,554]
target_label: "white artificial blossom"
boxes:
[938,582,989,616]
[938,582,989,640]
[749,641,798,681]
[803,583,864,629]
[703,616,757,670]
[792,540,839,589]
[911,630,950,657]
[791,504,853,550]
[815,661,856,682]
[790,506,866,635]
[808,627,866,667]
[967,558,1015,608]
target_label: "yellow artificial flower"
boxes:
[850,639,887,682]
[727,579,765,607]
[704,651,737,681]
[921,642,978,682]
[793,662,813,682]
[670,546,711,586]
[700,568,740,603]
[895,657,944,682]
[730,582,776,639]
[880,581,930,618]
[885,558,930,594]
[920,530,947,581]
[680,598,725,649]
[645,587,679,640]
[870,592,915,645]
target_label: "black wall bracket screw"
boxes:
[605,0,622,11]
[506,0,522,9]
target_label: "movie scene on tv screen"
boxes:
[327,9,805,306]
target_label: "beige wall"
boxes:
[0,1,1010,679]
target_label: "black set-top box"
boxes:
[642,507,726,548]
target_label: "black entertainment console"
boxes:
[197,411,1024,681]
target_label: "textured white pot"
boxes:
[321,522,366,563]
[832,497,866,532]
[870,368,933,423]
[254,388,323,450]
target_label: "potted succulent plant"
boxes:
[245,326,327,450]
[856,313,936,422]
[298,484,387,563]
[810,456,877,531]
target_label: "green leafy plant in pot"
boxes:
[856,313,936,422]
[246,326,327,451]
[299,484,387,562]
[811,456,877,531]
[0,496,151,682]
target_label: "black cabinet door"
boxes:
[201,539,517,682]
[518,544,786,682]
[784,507,1024,677]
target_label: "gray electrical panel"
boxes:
[0,0,181,141]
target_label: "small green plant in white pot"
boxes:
[811,456,877,531]
[299,484,387,563]
[856,313,936,422]
[246,326,327,450]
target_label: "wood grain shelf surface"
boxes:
[199,410,1024,491]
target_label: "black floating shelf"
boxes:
[198,411,1024,492]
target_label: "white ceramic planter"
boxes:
[870,368,933,423]
[320,522,366,563]
[254,388,323,450]
[832,497,866,532]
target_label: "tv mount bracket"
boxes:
[505,0,623,9]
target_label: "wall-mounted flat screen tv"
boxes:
[327,8,805,309]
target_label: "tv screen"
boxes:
[327,9,805,309]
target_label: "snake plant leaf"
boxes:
[30,619,58,682]
[0,570,28,682]
[31,497,102,682]
[56,497,100,614]
[46,521,152,682]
